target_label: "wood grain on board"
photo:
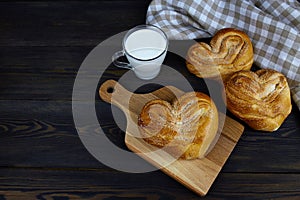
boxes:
[99,79,244,196]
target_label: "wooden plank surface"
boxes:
[0,1,151,47]
[0,168,299,199]
[1,0,300,199]
[0,100,299,172]
[0,104,300,173]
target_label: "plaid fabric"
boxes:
[146,0,300,110]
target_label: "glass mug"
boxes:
[112,25,169,80]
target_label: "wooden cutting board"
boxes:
[99,79,244,196]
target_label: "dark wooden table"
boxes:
[1,1,300,199]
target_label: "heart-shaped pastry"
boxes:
[225,69,292,132]
[186,28,254,82]
[138,92,219,159]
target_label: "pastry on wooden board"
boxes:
[138,92,219,160]
[225,69,292,132]
[186,28,254,82]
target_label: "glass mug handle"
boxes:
[112,50,132,70]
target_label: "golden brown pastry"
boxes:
[138,92,219,159]
[186,28,254,82]
[225,69,292,132]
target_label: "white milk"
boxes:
[128,48,164,60]
[112,25,168,80]
[124,29,167,80]
[125,29,166,60]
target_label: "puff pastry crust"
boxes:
[186,28,254,81]
[225,69,292,132]
[138,92,219,159]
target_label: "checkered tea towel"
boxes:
[146,0,300,110]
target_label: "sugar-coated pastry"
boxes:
[186,28,254,82]
[138,92,219,159]
[225,69,292,132]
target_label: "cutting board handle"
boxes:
[99,79,133,112]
